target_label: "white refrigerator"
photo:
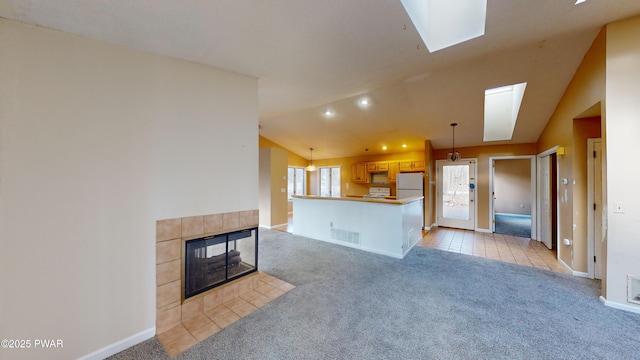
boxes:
[396,172,424,199]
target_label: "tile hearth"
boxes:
[156,210,295,357]
[158,271,295,357]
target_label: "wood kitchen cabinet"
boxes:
[388,162,399,182]
[399,160,425,172]
[351,162,369,183]
[399,161,413,172]
[412,160,425,171]
[366,161,389,172]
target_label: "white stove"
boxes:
[363,187,391,199]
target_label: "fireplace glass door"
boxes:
[184,227,257,299]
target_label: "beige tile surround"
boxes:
[156,210,295,356]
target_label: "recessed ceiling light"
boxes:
[402,144,407,148]
[324,109,334,117]
[357,97,371,109]
[382,146,388,151]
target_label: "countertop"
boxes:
[292,195,423,205]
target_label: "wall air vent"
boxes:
[331,228,361,245]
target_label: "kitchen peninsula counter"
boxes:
[292,195,424,258]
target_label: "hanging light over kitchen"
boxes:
[306,148,317,172]
[446,123,461,162]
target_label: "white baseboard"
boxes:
[423,223,437,231]
[259,223,288,229]
[556,258,591,278]
[558,257,573,273]
[600,296,640,314]
[77,327,155,360]
[572,270,591,278]
[475,228,492,233]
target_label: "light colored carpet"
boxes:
[110,228,640,359]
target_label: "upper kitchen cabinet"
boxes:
[388,162,399,183]
[412,160,425,171]
[366,161,389,172]
[399,160,424,172]
[351,162,369,183]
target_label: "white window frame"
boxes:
[287,166,306,200]
[319,166,341,198]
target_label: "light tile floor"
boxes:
[417,227,571,274]
[158,272,295,357]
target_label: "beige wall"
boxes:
[258,136,309,215]
[537,29,606,272]
[0,19,258,360]
[605,15,640,309]
[259,136,307,167]
[572,117,602,272]
[259,147,289,227]
[434,144,537,230]
[424,140,436,227]
[494,159,532,215]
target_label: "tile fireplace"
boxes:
[156,210,258,334]
[184,227,258,300]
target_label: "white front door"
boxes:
[437,159,476,230]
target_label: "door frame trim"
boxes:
[488,155,537,238]
[435,158,478,230]
[536,146,560,258]
[587,138,602,279]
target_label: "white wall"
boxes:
[0,19,258,359]
[605,16,640,310]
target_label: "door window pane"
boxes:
[287,167,305,199]
[319,166,341,197]
[295,168,304,196]
[287,167,295,198]
[331,167,341,197]
[442,164,469,220]
[320,168,330,197]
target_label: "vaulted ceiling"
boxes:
[2,0,640,160]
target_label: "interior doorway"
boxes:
[490,156,536,238]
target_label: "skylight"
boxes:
[400,0,487,53]
[483,82,527,142]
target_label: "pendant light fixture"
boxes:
[306,148,317,172]
[446,123,461,162]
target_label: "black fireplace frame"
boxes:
[183,227,258,300]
